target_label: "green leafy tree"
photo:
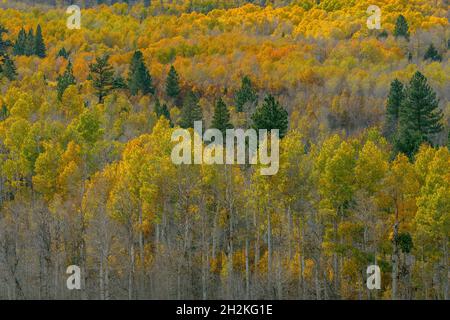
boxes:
[251,94,288,138]
[34,24,46,58]
[395,71,443,158]
[235,75,257,112]
[394,15,410,40]
[127,50,154,96]
[211,97,233,134]
[88,54,115,103]
[179,90,202,129]
[57,61,76,100]
[165,65,180,101]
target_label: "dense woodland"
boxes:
[0,0,449,300]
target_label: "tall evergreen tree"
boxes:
[424,44,442,62]
[2,55,17,81]
[13,28,26,56]
[57,47,69,59]
[127,50,154,96]
[235,75,257,112]
[57,61,76,100]
[211,97,233,134]
[154,98,172,124]
[179,90,202,129]
[165,65,180,101]
[24,28,34,56]
[0,25,16,81]
[384,79,405,140]
[251,94,288,138]
[0,25,12,57]
[394,15,410,40]
[395,71,443,158]
[88,54,115,103]
[447,131,450,151]
[0,104,7,120]
[34,25,46,58]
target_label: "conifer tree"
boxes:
[394,15,410,40]
[424,44,442,62]
[165,65,180,101]
[128,50,154,96]
[395,71,443,158]
[88,54,115,103]
[0,104,8,120]
[154,98,172,124]
[447,131,450,150]
[251,94,288,138]
[24,28,34,56]
[2,55,17,80]
[384,79,405,140]
[0,25,12,57]
[235,75,257,112]
[0,25,16,81]
[57,47,69,59]
[57,61,76,100]
[211,97,233,134]
[34,25,46,58]
[13,28,26,56]
[179,90,202,129]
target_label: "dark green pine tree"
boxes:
[0,104,8,121]
[395,71,443,158]
[2,55,17,80]
[112,75,127,89]
[88,54,115,103]
[0,25,12,56]
[394,15,410,40]
[13,28,26,56]
[251,94,288,138]
[154,98,172,124]
[211,97,233,134]
[57,47,69,59]
[384,79,405,140]
[235,75,257,112]
[34,25,46,58]
[57,61,76,100]
[179,90,203,129]
[0,25,16,81]
[128,50,154,96]
[24,28,34,56]
[424,44,442,62]
[165,65,180,101]
[447,131,450,151]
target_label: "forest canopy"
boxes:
[0,0,448,300]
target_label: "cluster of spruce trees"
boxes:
[377,15,443,62]
[60,51,288,135]
[13,25,46,58]
[384,71,444,159]
[0,24,47,82]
